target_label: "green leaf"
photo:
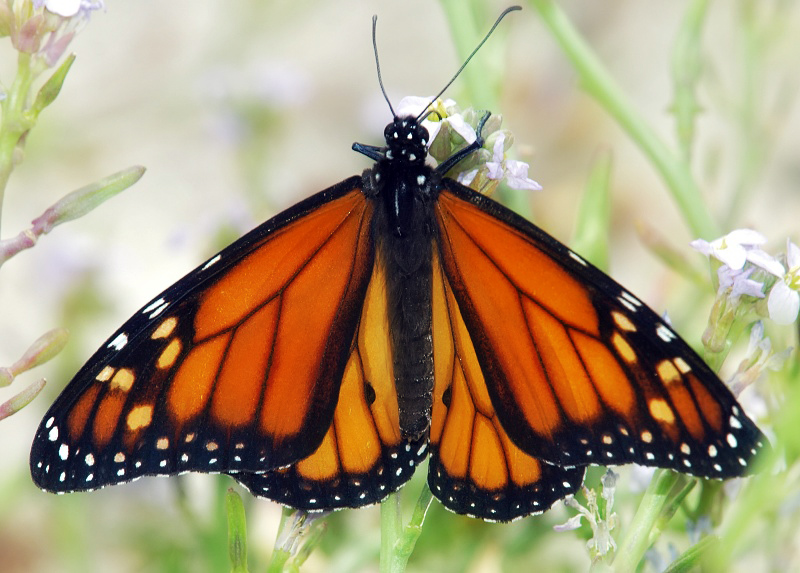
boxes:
[31,53,76,116]
[226,489,249,573]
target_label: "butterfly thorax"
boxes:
[369,116,435,238]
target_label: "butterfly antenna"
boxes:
[416,5,521,122]
[371,15,396,118]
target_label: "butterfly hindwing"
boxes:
[236,252,428,510]
[30,177,378,492]
[428,248,584,521]
[433,183,767,479]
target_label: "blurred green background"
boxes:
[2,1,798,571]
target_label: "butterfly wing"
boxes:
[429,247,583,521]
[432,182,768,480]
[235,252,428,510]
[30,177,382,494]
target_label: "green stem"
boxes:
[395,483,434,567]
[380,493,403,573]
[612,470,684,572]
[0,51,38,234]
[438,0,500,109]
[670,0,711,162]
[662,535,720,573]
[570,149,613,270]
[528,0,719,239]
[379,483,434,573]
[439,0,532,219]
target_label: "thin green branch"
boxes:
[528,0,719,239]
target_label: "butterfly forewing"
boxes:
[433,184,768,479]
[30,178,376,492]
[236,252,428,509]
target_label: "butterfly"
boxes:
[30,8,767,522]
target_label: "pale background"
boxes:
[1,1,798,571]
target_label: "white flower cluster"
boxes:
[394,96,542,194]
[554,469,619,559]
[691,229,800,325]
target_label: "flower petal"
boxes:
[504,160,542,191]
[553,513,585,532]
[768,281,800,325]
[787,239,800,270]
[747,249,785,277]
[394,96,431,118]
[445,113,476,144]
[45,0,82,17]
[726,228,767,246]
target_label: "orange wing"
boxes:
[30,178,381,495]
[429,247,583,521]
[236,251,427,509]
[432,184,767,481]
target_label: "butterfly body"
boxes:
[363,117,443,441]
[31,108,767,522]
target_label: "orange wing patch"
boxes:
[235,254,426,511]
[429,250,582,521]
[434,187,765,478]
[31,183,380,494]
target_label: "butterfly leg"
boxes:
[436,111,491,175]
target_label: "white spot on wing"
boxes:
[202,254,222,271]
[48,426,59,441]
[656,324,676,342]
[143,298,165,314]
[569,251,588,266]
[108,333,128,351]
[621,291,642,307]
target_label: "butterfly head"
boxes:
[383,116,429,166]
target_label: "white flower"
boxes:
[394,96,476,145]
[392,97,541,194]
[41,0,82,17]
[728,321,792,394]
[555,470,618,558]
[485,134,542,191]
[761,240,800,325]
[690,229,767,270]
[717,266,765,301]
[35,0,103,18]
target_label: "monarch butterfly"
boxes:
[30,8,767,522]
